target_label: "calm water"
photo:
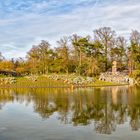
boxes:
[0,86,140,140]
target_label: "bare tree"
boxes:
[56,37,70,74]
[94,27,116,71]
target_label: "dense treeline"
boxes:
[0,27,140,77]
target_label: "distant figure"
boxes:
[112,61,117,75]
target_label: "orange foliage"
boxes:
[0,61,14,71]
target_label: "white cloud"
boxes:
[0,0,140,58]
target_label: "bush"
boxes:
[131,70,140,84]
[131,70,140,78]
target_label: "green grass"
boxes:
[11,76,68,87]
[92,80,121,86]
[0,74,9,78]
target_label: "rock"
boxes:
[86,77,94,83]
[128,78,135,85]
[0,77,17,85]
[99,72,134,85]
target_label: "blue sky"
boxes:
[0,0,140,58]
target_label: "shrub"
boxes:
[131,70,140,84]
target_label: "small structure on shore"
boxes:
[99,61,134,85]
[112,61,117,75]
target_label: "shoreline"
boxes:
[0,83,129,89]
[0,74,134,89]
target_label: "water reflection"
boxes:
[0,86,140,134]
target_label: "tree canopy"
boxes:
[0,27,139,77]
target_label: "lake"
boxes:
[0,86,140,140]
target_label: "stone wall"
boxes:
[99,72,134,85]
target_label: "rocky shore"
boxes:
[99,72,134,85]
[0,77,16,85]
[0,73,135,87]
[46,74,94,85]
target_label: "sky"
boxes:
[0,0,140,58]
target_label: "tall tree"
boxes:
[56,37,70,74]
[0,52,4,61]
[71,35,92,75]
[85,40,103,75]
[94,27,115,71]
[27,40,52,74]
[111,36,127,70]
[129,30,140,74]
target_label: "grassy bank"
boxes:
[0,75,128,88]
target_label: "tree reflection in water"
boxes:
[0,86,140,134]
